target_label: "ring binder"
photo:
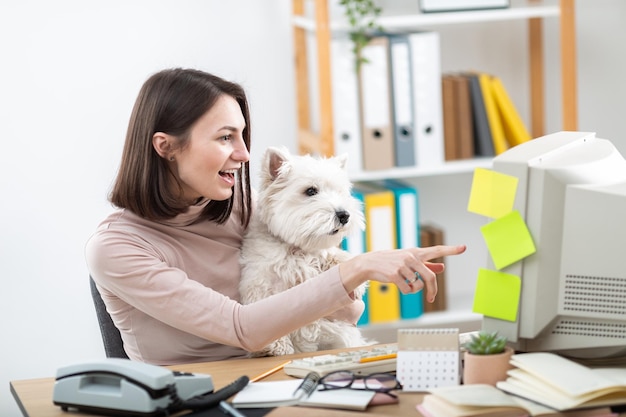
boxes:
[359,36,395,171]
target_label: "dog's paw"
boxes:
[327,248,353,265]
[261,337,296,357]
[364,337,378,346]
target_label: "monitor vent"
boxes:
[551,320,626,339]
[562,274,626,315]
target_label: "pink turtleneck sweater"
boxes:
[85,199,364,365]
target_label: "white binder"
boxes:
[330,35,363,174]
[408,31,445,168]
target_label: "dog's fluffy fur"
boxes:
[239,147,371,356]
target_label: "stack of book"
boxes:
[441,71,531,161]
[418,352,626,417]
[342,180,448,326]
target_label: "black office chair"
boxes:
[89,276,129,359]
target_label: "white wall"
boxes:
[0,1,296,414]
[2,1,626,415]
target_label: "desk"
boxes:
[10,348,425,417]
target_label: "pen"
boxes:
[292,371,320,399]
[250,360,291,382]
[359,353,397,363]
[219,400,247,417]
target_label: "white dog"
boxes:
[239,146,371,356]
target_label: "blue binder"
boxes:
[341,189,370,326]
[382,179,424,319]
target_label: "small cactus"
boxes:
[463,331,507,355]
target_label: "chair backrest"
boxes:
[89,276,129,359]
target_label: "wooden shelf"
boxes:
[291,0,577,159]
[360,309,483,343]
[293,2,560,31]
[350,157,493,182]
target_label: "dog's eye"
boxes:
[304,187,318,196]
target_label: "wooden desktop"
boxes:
[10,347,425,417]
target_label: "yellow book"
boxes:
[491,75,531,147]
[356,183,400,323]
[478,73,508,155]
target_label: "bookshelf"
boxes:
[290,0,577,340]
[291,0,577,160]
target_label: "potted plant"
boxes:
[462,330,514,386]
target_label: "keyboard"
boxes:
[282,331,479,378]
[283,344,398,378]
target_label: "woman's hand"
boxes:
[338,244,467,304]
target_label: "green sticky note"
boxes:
[472,268,521,322]
[481,210,536,270]
[467,168,519,219]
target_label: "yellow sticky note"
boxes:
[467,168,518,219]
[481,210,536,270]
[472,268,521,322]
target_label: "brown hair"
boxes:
[110,68,251,225]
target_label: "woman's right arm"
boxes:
[339,244,467,303]
[87,226,465,352]
[86,229,356,352]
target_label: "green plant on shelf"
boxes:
[339,0,383,72]
[463,330,508,355]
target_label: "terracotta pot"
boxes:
[462,346,514,386]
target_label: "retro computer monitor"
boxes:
[482,131,626,360]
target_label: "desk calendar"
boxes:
[396,328,460,391]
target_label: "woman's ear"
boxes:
[153,132,174,160]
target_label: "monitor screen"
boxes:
[482,131,626,361]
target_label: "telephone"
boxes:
[52,358,249,416]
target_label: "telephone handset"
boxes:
[53,358,249,416]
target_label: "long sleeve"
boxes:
[85,206,360,365]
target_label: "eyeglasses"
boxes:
[318,371,402,398]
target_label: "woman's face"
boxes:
[172,94,249,203]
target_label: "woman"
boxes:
[86,68,466,365]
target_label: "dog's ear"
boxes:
[334,153,348,170]
[265,147,291,181]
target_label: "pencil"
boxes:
[250,360,291,382]
[358,353,397,363]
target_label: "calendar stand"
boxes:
[396,328,460,391]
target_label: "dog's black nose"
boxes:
[336,210,350,225]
